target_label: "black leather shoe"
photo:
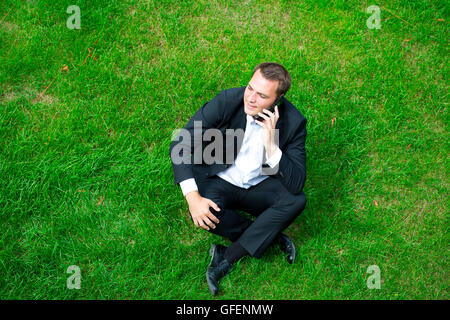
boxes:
[277,233,296,264]
[208,244,227,269]
[206,255,233,296]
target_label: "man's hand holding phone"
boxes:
[254,105,280,159]
[185,191,220,231]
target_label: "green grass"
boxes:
[0,0,448,299]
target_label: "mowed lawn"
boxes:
[0,0,448,299]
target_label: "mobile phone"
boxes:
[254,94,284,122]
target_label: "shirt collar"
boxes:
[246,114,257,124]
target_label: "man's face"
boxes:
[243,69,279,117]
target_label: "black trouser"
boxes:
[195,174,306,259]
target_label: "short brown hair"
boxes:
[252,62,291,96]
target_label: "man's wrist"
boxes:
[265,146,282,168]
[185,190,200,203]
[267,145,278,159]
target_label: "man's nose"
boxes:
[248,91,257,102]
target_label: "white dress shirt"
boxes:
[180,114,282,196]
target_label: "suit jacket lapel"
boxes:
[228,104,246,159]
[231,104,247,133]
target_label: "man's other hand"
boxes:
[185,191,220,231]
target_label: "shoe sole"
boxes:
[289,242,296,264]
[207,244,218,296]
[280,234,296,264]
[209,244,216,257]
[208,244,216,267]
[206,275,218,296]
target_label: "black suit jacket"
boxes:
[170,86,307,195]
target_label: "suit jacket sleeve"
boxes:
[169,90,227,185]
[276,117,307,195]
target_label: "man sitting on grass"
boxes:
[170,62,307,295]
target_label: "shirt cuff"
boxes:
[179,178,199,197]
[265,147,282,168]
